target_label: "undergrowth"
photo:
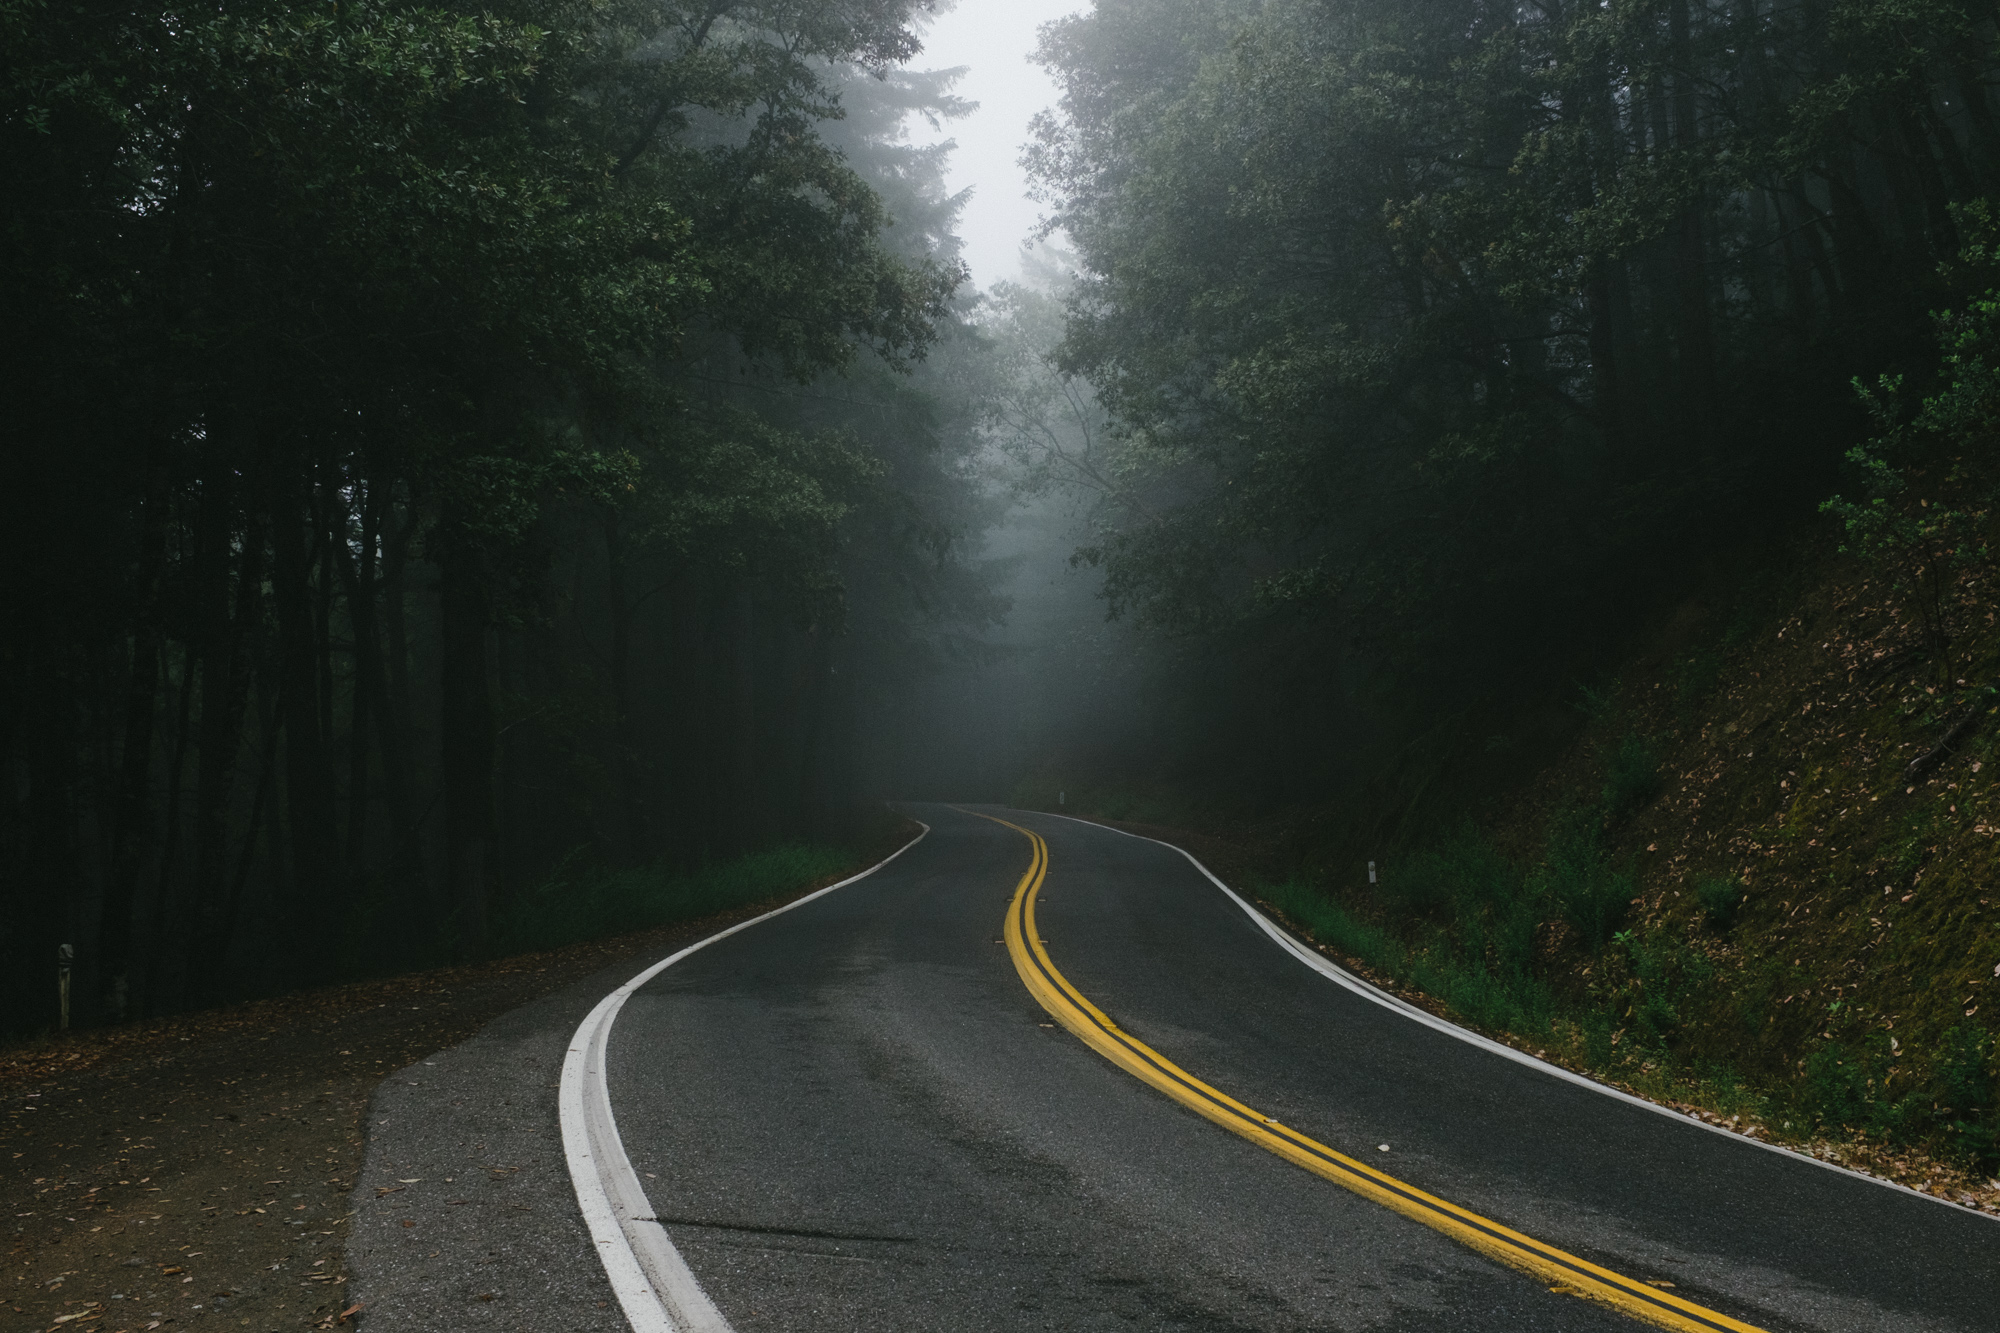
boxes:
[1247,235,2000,1181]
[491,843,856,956]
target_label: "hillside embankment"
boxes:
[1023,514,2000,1214]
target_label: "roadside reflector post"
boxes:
[1367,861,1377,886]
[1059,790,1065,806]
[57,943,73,1031]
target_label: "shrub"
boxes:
[1619,931,1715,1048]
[493,843,855,955]
[1534,807,1634,945]
[1936,1023,1999,1169]
[1801,1045,1878,1133]
[1601,733,1663,820]
[1693,874,1743,930]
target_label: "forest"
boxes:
[0,0,1014,1030]
[5,0,1999,1068]
[1012,0,2000,1177]
[1016,0,2000,804]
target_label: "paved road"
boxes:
[592,805,1994,1331]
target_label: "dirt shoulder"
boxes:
[2,824,920,1333]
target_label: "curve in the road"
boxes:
[971,808,1765,1333]
[560,825,931,1333]
[1038,807,1986,1216]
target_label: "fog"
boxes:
[911,2,1085,289]
[853,2,1153,803]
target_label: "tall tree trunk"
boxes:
[1669,0,1717,423]
[315,485,337,799]
[438,526,494,959]
[1954,54,2000,176]
[340,481,375,867]
[729,581,757,853]
[604,510,650,862]
[1820,146,1893,322]
[185,466,258,1009]
[7,661,81,1031]
[148,641,197,1013]
[270,467,339,906]
[100,636,160,1023]
[98,457,172,1022]
[195,677,283,1007]
[793,626,831,836]
[1586,260,1622,437]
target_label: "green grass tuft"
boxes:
[1693,874,1744,930]
[493,843,856,956]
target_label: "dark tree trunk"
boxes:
[1586,260,1622,436]
[1669,0,1717,423]
[98,457,173,1022]
[315,486,338,811]
[1821,145,1894,319]
[729,581,757,852]
[1955,55,2000,175]
[197,677,284,1006]
[340,481,376,867]
[100,635,160,1023]
[185,466,258,1008]
[604,510,650,862]
[147,641,198,1013]
[438,527,494,958]
[271,467,339,905]
[794,626,830,835]
[9,665,81,1032]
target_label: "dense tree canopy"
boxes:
[10,0,1998,1033]
[1024,0,2000,789]
[0,0,1002,1030]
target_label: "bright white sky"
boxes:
[909,1,1088,291]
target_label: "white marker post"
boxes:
[1367,861,1377,886]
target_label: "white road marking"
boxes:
[560,824,932,1332]
[1024,807,1993,1221]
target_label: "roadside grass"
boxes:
[493,843,859,956]
[1251,635,2000,1187]
[1259,862,1793,1136]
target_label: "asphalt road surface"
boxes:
[353,804,1997,1331]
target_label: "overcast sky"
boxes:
[909,1,1087,292]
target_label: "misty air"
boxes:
[5,1,1998,1328]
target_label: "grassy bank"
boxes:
[491,842,867,957]
[1023,520,2000,1208]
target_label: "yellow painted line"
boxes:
[969,809,1766,1333]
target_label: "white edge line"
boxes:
[1017,807,1994,1222]
[560,822,934,1333]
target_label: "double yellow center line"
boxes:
[977,810,1765,1333]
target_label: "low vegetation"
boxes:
[491,843,861,957]
[1028,250,2000,1204]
